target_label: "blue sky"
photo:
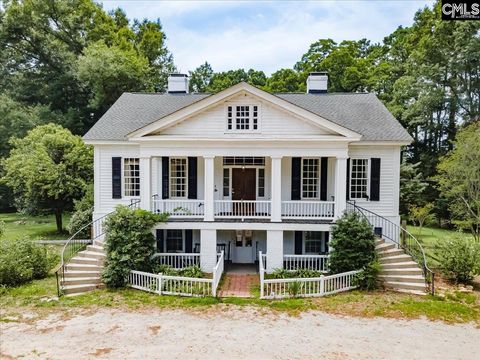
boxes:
[98,1,434,75]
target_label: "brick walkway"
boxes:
[219,274,259,297]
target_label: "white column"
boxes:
[204,156,215,221]
[200,229,217,272]
[266,230,283,272]
[271,156,282,222]
[140,157,151,211]
[334,157,348,218]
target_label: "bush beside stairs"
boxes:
[376,238,427,295]
[60,239,106,296]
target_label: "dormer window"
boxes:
[227,105,259,131]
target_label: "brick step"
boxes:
[78,250,106,260]
[379,274,425,284]
[65,263,103,272]
[380,261,419,269]
[383,281,427,292]
[379,254,413,264]
[377,248,405,258]
[63,283,105,296]
[61,277,102,286]
[69,257,104,266]
[379,268,423,276]
[86,245,105,254]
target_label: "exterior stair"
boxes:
[60,243,106,296]
[376,238,427,295]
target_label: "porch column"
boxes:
[200,229,217,272]
[271,156,282,222]
[139,157,151,210]
[204,156,215,221]
[266,230,283,272]
[334,157,347,218]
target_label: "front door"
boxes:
[232,168,256,216]
[233,231,254,263]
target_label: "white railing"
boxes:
[212,251,224,297]
[128,252,224,297]
[281,201,335,219]
[283,255,329,272]
[261,270,361,299]
[259,251,266,298]
[214,200,271,218]
[151,253,200,269]
[152,199,204,218]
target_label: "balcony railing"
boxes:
[281,201,335,219]
[152,199,205,218]
[214,200,271,219]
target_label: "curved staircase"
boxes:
[61,242,106,296]
[375,238,427,295]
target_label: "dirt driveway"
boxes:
[1,306,478,360]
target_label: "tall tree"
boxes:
[189,62,213,93]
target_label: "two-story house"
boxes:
[83,73,411,274]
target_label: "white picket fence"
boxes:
[128,251,224,297]
[283,254,329,272]
[259,251,361,299]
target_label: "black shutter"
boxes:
[112,157,122,199]
[320,157,328,201]
[185,230,193,253]
[346,158,350,201]
[156,229,164,252]
[294,231,303,255]
[188,157,197,199]
[370,158,381,201]
[325,232,330,254]
[162,157,169,199]
[291,157,301,200]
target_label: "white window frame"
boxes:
[225,104,261,133]
[222,164,267,200]
[169,157,188,199]
[303,231,324,255]
[123,158,140,198]
[301,158,320,200]
[350,158,370,200]
[164,229,185,253]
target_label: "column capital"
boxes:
[203,155,215,159]
[270,155,283,160]
[335,156,349,160]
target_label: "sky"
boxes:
[99,0,434,75]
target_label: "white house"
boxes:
[83,73,412,274]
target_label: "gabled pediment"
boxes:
[128,82,362,141]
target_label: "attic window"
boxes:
[227,105,259,131]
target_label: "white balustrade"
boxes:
[214,200,271,218]
[151,253,200,269]
[281,201,335,219]
[212,251,224,297]
[152,199,205,218]
[283,255,329,272]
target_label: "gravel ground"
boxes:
[1,307,479,360]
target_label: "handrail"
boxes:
[55,199,141,296]
[346,201,434,294]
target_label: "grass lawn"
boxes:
[0,212,71,241]
[1,275,479,325]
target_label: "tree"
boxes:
[2,124,93,232]
[206,69,267,93]
[329,212,376,274]
[189,62,214,93]
[409,203,434,239]
[399,162,428,215]
[436,122,480,240]
[264,69,304,93]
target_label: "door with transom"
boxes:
[232,168,256,216]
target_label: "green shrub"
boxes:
[102,205,168,288]
[0,238,52,286]
[267,268,323,279]
[437,235,480,283]
[178,265,203,278]
[67,186,93,238]
[151,264,204,278]
[0,220,4,238]
[328,211,376,274]
[354,260,381,290]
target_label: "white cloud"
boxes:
[99,1,433,75]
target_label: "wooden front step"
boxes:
[379,254,413,264]
[379,268,423,276]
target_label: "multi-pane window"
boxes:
[223,157,265,166]
[304,231,322,254]
[350,159,369,199]
[258,168,265,197]
[223,168,230,197]
[226,105,259,131]
[166,230,183,252]
[302,158,319,199]
[123,158,140,197]
[170,158,187,198]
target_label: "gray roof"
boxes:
[83,91,412,142]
